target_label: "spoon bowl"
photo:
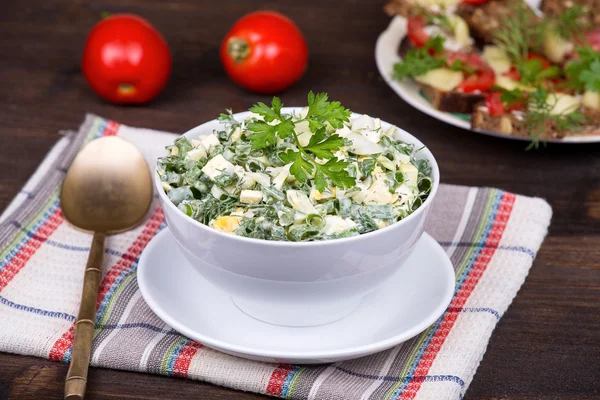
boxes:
[61,136,153,233]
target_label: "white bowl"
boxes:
[155,108,440,326]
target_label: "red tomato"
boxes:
[220,11,308,94]
[461,0,489,4]
[82,14,171,104]
[447,52,487,69]
[407,17,429,48]
[503,67,521,81]
[448,52,495,93]
[584,27,600,51]
[485,91,526,116]
[485,92,505,116]
[459,68,495,93]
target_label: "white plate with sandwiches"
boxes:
[376,0,600,144]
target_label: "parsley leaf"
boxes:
[306,91,352,131]
[500,88,525,106]
[279,149,314,184]
[393,37,445,80]
[304,128,345,159]
[565,47,600,92]
[246,120,278,149]
[314,158,355,192]
[250,97,282,122]
[277,119,295,139]
[580,60,600,91]
[247,97,295,147]
[247,92,355,191]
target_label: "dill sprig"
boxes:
[493,2,545,85]
[552,5,590,40]
[523,89,586,149]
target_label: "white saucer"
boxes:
[137,229,455,364]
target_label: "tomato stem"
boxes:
[227,37,250,63]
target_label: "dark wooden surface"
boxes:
[1,0,599,399]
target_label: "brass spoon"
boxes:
[60,136,153,400]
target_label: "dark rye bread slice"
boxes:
[420,84,485,114]
[398,37,482,114]
[471,103,600,138]
[541,0,600,26]
[457,0,541,44]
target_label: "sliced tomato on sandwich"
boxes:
[485,92,526,116]
[447,52,496,93]
[407,17,429,48]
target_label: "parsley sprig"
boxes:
[565,47,600,92]
[393,37,445,80]
[247,92,355,192]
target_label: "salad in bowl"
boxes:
[155,92,440,326]
[158,92,433,242]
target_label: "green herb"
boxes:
[493,2,544,85]
[303,128,345,159]
[305,92,353,132]
[250,92,354,192]
[426,13,454,33]
[393,37,446,80]
[306,214,325,229]
[523,88,586,149]
[552,5,590,40]
[500,88,526,106]
[580,61,600,91]
[214,172,238,188]
[218,108,238,125]
[565,47,600,92]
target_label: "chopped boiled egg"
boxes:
[212,216,241,233]
[246,172,271,187]
[323,216,357,235]
[399,163,419,187]
[230,127,242,142]
[200,134,221,152]
[351,115,376,131]
[336,126,384,155]
[310,186,336,201]
[186,145,207,161]
[201,154,235,181]
[396,184,417,205]
[295,120,313,147]
[273,164,292,189]
[286,190,317,214]
[240,190,263,204]
[363,173,393,205]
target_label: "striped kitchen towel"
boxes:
[0,114,552,400]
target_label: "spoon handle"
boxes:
[64,231,105,400]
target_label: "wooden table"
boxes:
[1,0,599,399]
